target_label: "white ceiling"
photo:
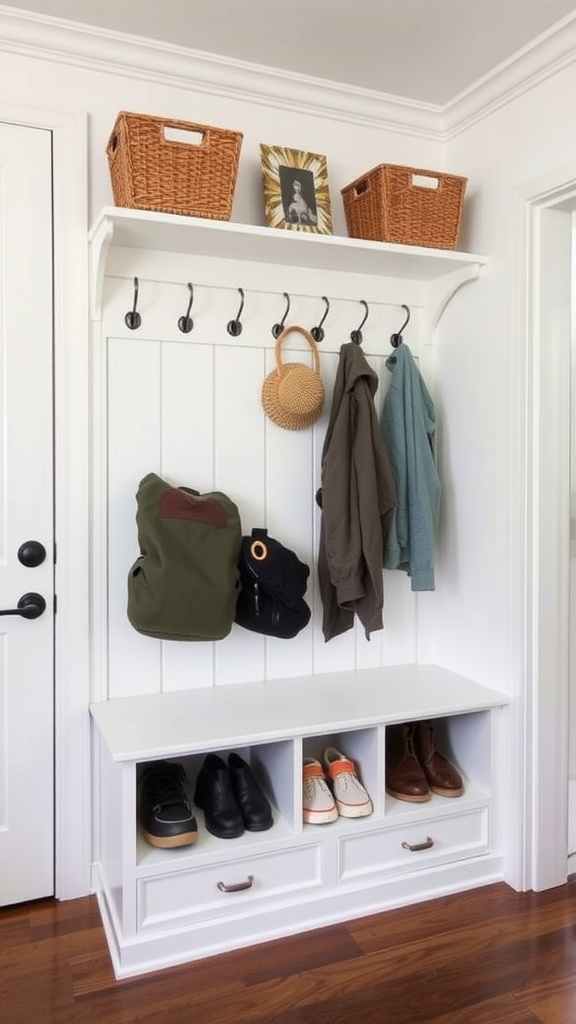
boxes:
[3,0,576,105]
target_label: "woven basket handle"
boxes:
[107,115,211,160]
[274,325,320,374]
[159,120,209,148]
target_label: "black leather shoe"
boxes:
[194,753,244,839]
[228,752,273,831]
[139,760,199,848]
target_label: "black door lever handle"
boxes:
[0,593,46,619]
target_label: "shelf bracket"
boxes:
[425,263,484,339]
[90,215,114,320]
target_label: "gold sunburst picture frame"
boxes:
[260,144,333,235]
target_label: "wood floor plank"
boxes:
[70,948,247,1004]
[420,995,544,1024]
[348,882,576,953]
[3,882,576,1023]
[522,991,576,1024]
[243,923,364,984]
[0,943,79,1024]
[272,996,544,1024]
[0,914,30,953]
[507,938,576,1024]
[29,895,103,941]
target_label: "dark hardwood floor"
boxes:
[2,880,576,1023]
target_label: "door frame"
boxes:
[0,102,90,899]
[519,164,576,891]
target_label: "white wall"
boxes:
[438,67,576,686]
[439,65,576,885]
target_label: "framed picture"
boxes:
[260,144,333,235]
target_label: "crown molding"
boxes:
[442,10,576,139]
[0,6,441,139]
[2,5,575,147]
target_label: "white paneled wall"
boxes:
[93,248,430,700]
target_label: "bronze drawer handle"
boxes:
[402,837,434,852]
[217,874,254,893]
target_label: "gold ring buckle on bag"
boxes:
[250,540,268,561]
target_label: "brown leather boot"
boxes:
[413,720,464,797]
[385,723,430,802]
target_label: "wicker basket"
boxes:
[106,111,244,220]
[341,164,467,249]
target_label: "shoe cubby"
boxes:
[91,665,508,978]
[135,741,296,871]
[301,726,383,827]
[384,710,492,821]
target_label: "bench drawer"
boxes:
[339,808,489,882]
[139,843,322,931]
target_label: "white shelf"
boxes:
[90,663,508,762]
[88,206,488,319]
[135,811,295,874]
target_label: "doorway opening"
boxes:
[524,174,576,890]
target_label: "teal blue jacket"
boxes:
[379,344,440,591]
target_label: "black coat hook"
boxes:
[391,304,411,348]
[272,292,291,338]
[178,282,195,334]
[350,300,369,345]
[227,288,245,337]
[125,276,141,330]
[311,296,330,343]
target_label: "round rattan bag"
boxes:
[261,326,325,431]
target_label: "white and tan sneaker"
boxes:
[302,758,338,824]
[323,747,373,818]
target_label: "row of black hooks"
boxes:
[125,278,411,348]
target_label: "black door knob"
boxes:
[18,541,47,567]
[0,593,46,619]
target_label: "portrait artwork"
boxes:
[260,145,333,234]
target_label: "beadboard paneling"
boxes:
[97,266,425,699]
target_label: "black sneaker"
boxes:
[139,760,199,848]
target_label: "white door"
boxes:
[0,123,54,904]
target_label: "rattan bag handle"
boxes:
[274,325,320,375]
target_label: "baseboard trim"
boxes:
[93,854,505,979]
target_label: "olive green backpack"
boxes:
[127,472,242,641]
